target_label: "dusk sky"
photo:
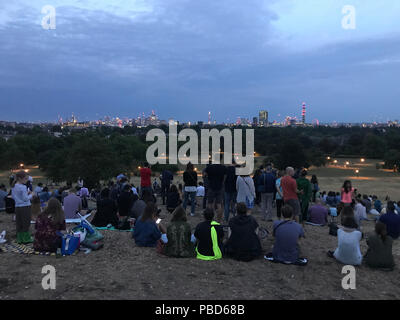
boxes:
[1,0,400,123]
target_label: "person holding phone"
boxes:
[133,202,166,247]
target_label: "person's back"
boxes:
[224,165,237,194]
[140,166,152,187]
[34,213,66,252]
[334,228,362,265]
[194,209,224,260]
[379,211,400,239]
[259,171,276,193]
[205,164,227,191]
[281,175,297,201]
[63,192,82,219]
[354,202,367,228]
[130,199,147,219]
[272,220,304,263]
[165,221,195,258]
[133,218,161,247]
[166,191,180,210]
[92,198,119,228]
[196,185,205,197]
[361,198,372,213]
[225,207,261,261]
[118,190,135,217]
[308,204,328,225]
[365,233,394,269]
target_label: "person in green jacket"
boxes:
[164,206,196,258]
[364,221,395,270]
[296,169,312,224]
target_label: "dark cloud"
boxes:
[0,1,399,123]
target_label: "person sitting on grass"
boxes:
[194,208,224,260]
[91,188,119,228]
[166,184,181,214]
[328,216,362,266]
[164,206,195,258]
[132,202,166,247]
[307,199,329,226]
[264,205,307,266]
[364,221,395,270]
[224,202,262,262]
[33,198,66,253]
[354,198,367,229]
[378,201,400,240]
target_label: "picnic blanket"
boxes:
[0,242,56,256]
[95,226,133,232]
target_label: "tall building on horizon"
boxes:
[302,102,306,124]
[259,110,268,127]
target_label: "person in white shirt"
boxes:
[11,171,33,244]
[196,182,205,208]
[354,199,367,229]
[328,216,362,266]
[236,174,256,213]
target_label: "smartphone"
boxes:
[156,218,162,224]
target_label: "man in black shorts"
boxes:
[204,161,227,223]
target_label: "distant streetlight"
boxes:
[19,163,24,167]
[327,157,331,160]
[361,158,365,163]
[138,166,141,169]
[346,161,350,166]
[333,160,338,164]
[355,169,359,176]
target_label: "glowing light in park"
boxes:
[361,158,365,163]
[346,161,350,165]
[355,169,359,174]
[327,157,331,160]
[333,160,338,164]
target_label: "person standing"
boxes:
[259,164,276,221]
[183,163,198,217]
[202,163,210,209]
[280,167,301,222]
[310,175,319,203]
[140,163,152,196]
[296,169,312,224]
[11,171,33,244]
[236,173,256,214]
[223,162,237,222]
[160,169,173,205]
[204,161,227,222]
[275,171,284,220]
[341,180,355,206]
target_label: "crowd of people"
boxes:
[1,161,399,270]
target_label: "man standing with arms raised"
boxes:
[280,167,301,223]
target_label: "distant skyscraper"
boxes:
[259,110,268,127]
[208,111,211,125]
[302,102,306,124]
[252,117,258,127]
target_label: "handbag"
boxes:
[58,233,80,255]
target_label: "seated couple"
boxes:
[328,217,395,269]
[132,202,263,262]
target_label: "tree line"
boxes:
[1,124,399,188]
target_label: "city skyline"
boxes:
[1,1,400,123]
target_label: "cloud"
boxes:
[0,0,399,123]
